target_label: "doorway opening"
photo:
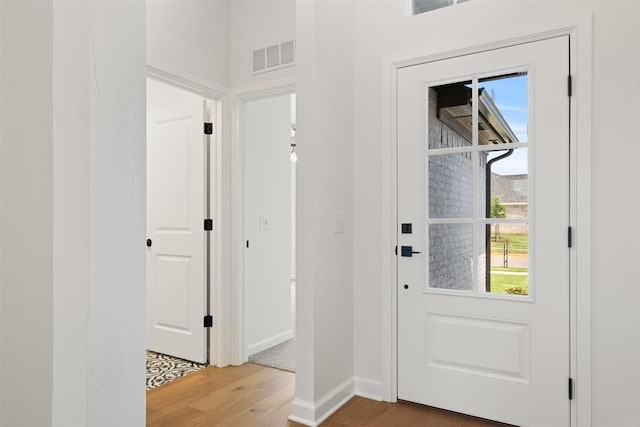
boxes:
[243,92,297,373]
[145,76,217,388]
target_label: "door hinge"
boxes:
[568,377,573,400]
[204,122,213,135]
[568,226,573,248]
[567,75,572,97]
[204,315,213,328]
[204,219,213,231]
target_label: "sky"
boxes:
[480,74,528,175]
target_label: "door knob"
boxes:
[146,239,152,247]
[400,246,421,257]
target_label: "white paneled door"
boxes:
[397,37,570,426]
[147,100,207,364]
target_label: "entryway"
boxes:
[397,36,571,426]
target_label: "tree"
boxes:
[491,197,505,240]
[491,197,506,219]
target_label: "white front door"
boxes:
[397,37,570,426]
[146,100,207,364]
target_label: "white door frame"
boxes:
[227,77,296,365]
[146,64,227,366]
[381,14,593,426]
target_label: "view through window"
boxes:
[426,72,529,296]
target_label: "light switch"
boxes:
[334,212,345,234]
[259,216,272,230]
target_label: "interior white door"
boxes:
[147,100,207,364]
[397,37,570,426]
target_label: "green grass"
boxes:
[490,266,528,273]
[490,233,528,254]
[489,273,529,295]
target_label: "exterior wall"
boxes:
[504,204,527,219]
[427,88,486,290]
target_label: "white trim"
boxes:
[247,330,294,357]
[381,13,592,426]
[570,13,593,427]
[354,377,383,401]
[146,61,228,99]
[145,67,227,368]
[225,77,296,365]
[289,377,355,427]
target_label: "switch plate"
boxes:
[334,212,345,234]
[259,216,272,230]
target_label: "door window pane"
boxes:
[479,224,529,295]
[479,147,528,219]
[429,223,473,290]
[478,73,528,144]
[429,153,473,218]
[413,0,470,15]
[428,81,473,150]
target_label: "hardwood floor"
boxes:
[147,363,507,426]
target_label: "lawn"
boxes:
[490,266,528,273]
[488,273,529,295]
[490,233,528,254]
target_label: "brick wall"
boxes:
[427,88,487,290]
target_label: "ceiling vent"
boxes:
[252,40,296,74]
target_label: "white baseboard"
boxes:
[247,330,294,357]
[354,377,383,401]
[289,377,354,426]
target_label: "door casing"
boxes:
[381,14,593,426]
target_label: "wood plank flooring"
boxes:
[147,363,506,426]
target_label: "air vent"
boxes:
[281,40,295,64]
[253,49,266,72]
[252,40,296,75]
[266,45,280,68]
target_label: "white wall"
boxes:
[1,3,54,425]
[87,3,146,423]
[244,93,293,355]
[291,0,354,423]
[0,0,3,418]
[1,2,146,425]
[229,0,296,88]
[147,0,230,87]
[52,2,90,424]
[351,1,640,425]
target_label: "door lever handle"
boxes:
[400,246,421,257]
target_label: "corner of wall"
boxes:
[289,377,355,427]
[354,377,383,401]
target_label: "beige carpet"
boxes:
[248,339,295,372]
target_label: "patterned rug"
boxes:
[146,351,207,390]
